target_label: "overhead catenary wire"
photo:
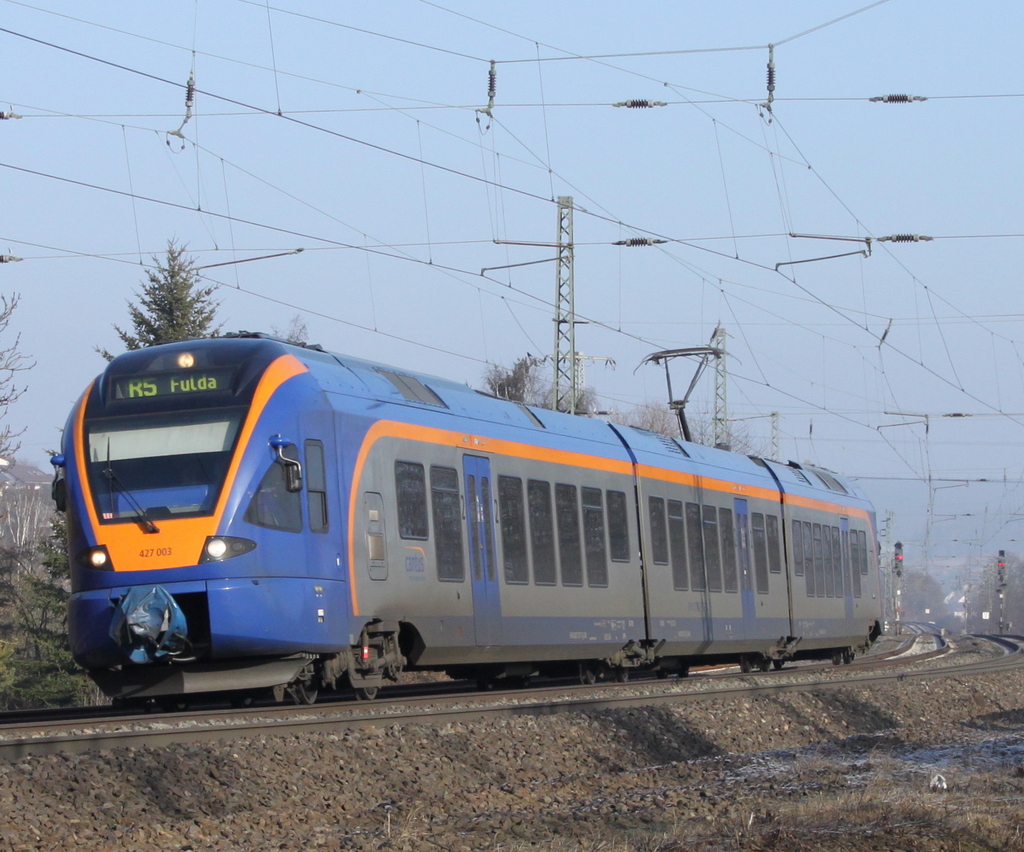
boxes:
[8,4,1024,505]
[3,24,1017,438]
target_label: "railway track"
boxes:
[0,632,1012,760]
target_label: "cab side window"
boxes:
[305,440,328,533]
[245,446,302,532]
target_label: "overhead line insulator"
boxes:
[612,100,667,109]
[613,238,667,247]
[477,60,497,128]
[869,94,927,103]
[0,111,22,120]
[878,234,933,243]
[760,44,775,121]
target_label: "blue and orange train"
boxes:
[52,333,883,704]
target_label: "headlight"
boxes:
[77,546,113,571]
[199,536,256,563]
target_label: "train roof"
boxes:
[103,334,872,510]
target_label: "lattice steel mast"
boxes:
[552,196,577,413]
[712,326,729,448]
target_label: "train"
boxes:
[51,332,883,705]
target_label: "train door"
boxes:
[463,455,501,646]
[304,426,350,645]
[734,498,756,622]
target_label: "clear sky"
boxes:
[1,1,1022,572]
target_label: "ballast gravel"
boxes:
[2,638,1024,851]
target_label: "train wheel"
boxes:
[290,681,318,705]
[772,659,785,671]
[354,686,379,701]
[831,650,844,666]
[578,663,598,686]
[656,669,670,680]
[614,668,629,683]
[476,677,497,691]
[843,648,855,665]
[758,658,772,673]
[739,655,754,673]
[230,693,255,708]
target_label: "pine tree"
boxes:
[2,514,93,708]
[100,240,220,359]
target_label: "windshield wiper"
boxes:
[104,441,159,534]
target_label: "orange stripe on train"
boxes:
[345,420,870,614]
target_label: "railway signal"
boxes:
[997,550,1008,633]
[894,541,904,578]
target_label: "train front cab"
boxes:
[61,338,357,703]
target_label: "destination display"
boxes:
[112,368,235,400]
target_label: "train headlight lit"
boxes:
[199,536,256,563]
[76,546,113,571]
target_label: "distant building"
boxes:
[0,458,51,491]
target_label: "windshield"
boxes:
[86,410,244,522]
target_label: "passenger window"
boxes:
[766,515,781,573]
[244,447,302,532]
[606,490,631,562]
[841,527,853,599]
[751,513,770,594]
[649,496,669,565]
[395,461,428,540]
[686,502,705,591]
[858,530,869,575]
[719,507,737,592]
[430,466,464,581]
[481,476,496,583]
[668,499,688,591]
[831,526,843,596]
[528,480,557,586]
[804,521,815,596]
[555,483,583,586]
[812,523,824,597]
[792,521,804,576]
[822,523,835,597]
[582,487,608,588]
[851,529,863,598]
[305,440,328,533]
[498,476,529,584]
[703,505,722,592]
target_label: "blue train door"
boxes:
[463,456,501,646]
[734,498,756,622]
